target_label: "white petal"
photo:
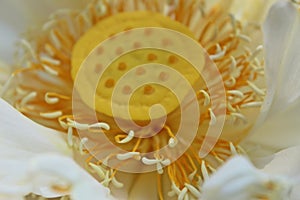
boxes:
[244,0,300,155]
[258,0,300,124]
[0,98,70,155]
[263,146,300,177]
[202,156,267,200]
[0,98,72,197]
[202,156,292,200]
[30,154,112,200]
[243,98,300,156]
[229,0,276,23]
[0,0,88,63]
[262,146,300,200]
[0,60,11,91]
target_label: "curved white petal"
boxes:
[262,146,300,200]
[0,98,72,198]
[244,0,300,155]
[30,154,112,200]
[257,0,300,124]
[202,156,292,200]
[0,0,88,63]
[243,97,300,157]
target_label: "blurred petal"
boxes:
[202,156,291,200]
[263,146,300,200]
[30,154,112,200]
[263,146,300,177]
[229,0,276,23]
[0,0,89,63]
[0,60,10,91]
[0,98,72,198]
[258,0,300,123]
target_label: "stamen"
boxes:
[88,122,110,131]
[111,176,124,188]
[100,170,111,187]
[208,108,217,125]
[42,20,57,31]
[248,45,263,62]
[20,91,37,107]
[67,126,73,147]
[42,64,59,76]
[168,137,178,148]
[116,152,140,161]
[201,161,209,181]
[209,46,227,60]
[142,157,161,165]
[89,162,106,180]
[40,55,61,66]
[230,56,237,71]
[50,30,62,49]
[227,90,244,98]
[45,93,59,104]
[178,187,188,200]
[247,80,265,96]
[40,111,63,119]
[16,87,28,95]
[156,162,163,174]
[188,170,197,182]
[230,112,247,123]
[224,76,236,87]
[19,39,37,61]
[199,90,210,106]
[241,101,263,108]
[184,183,201,198]
[229,142,237,155]
[79,137,88,155]
[117,130,134,144]
[237,34,251,43]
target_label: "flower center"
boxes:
[71,11,200,121]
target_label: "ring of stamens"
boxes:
[4,0,266,199]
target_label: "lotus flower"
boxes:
[1,0,299,200]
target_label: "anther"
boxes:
[199,90,210,106]
[178,187,188,200]
[42,64,59,76]
[227,90,244,98]
[19,39,37,61]
[184,183,201,198]
[67,126,73,147]
[79,137,88,155]
[40,111,63,119]
[168,137,178,148]
[89,163,106,180]
[247,80,265,96]
[116,152,140,161]
[20,91,37,107]
[208,108,217,125]
[40,55,61,66]
[45,93,59,104]
[111,176,124,188]
[117,130,135,144]
[50,30,61,49]
[241,101,263,108]
[229,142,238,155]
[201,161,209,182]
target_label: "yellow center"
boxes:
[71,11,202,121]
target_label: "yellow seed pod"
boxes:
[72,11,204,121]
